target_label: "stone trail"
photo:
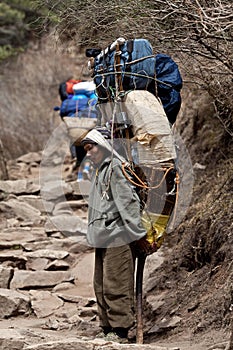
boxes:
[0,151,228,350]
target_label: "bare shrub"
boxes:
[35,0,233,138]
[0,35,85,159]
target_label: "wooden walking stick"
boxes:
[114,40,133,164]
[136,253,147,344]
[114,41,124,95]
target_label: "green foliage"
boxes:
[0,0,55,62]
[0,3,24,25]
[4,0,37,11]
[0,45,24,62]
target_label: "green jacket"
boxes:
[87,156,146,248]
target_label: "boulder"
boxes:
[23,338,174,350]
[24,249,69,260]
[0,227,47,249]
[10,270,74,289]
[45,215,87,237]
[30,290,64,318]
[0,288,30,318]
[40,180,73,201]
[0,329,24,350]
[23,338,94,350]
[0,198,42,225]
[0,179,40,195]
[17,152,42,164]
[46,259,70,271]
[0,266,14,288]
[0,251,27,268]
[19,195,54,214]
[26,258,49,271]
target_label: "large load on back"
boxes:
[57,79,99,145]
[86,38,183,253]
[123,90,176,164]
[62,38,183,254]
[87,37,182,125]
[81,39,183,345]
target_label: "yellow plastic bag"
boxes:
[141,211,170,250]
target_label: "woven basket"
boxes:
[63,117,97,145]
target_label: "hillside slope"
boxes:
[128,81,232,345]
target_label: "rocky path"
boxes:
[0,151,230,350]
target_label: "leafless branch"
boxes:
[35,0,233,135]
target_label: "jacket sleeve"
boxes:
[110,161,146,241]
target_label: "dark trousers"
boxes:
[94,245,135,330]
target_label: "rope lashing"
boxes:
[121,162,176,190]
[168,170,180,229]
[96,55,155,70]
[95,66,176,90]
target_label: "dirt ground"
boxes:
[0,246,231,350]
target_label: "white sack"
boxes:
[123,90,176,164]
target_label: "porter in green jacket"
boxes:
[81,128,146,343]
[88,155,146,248]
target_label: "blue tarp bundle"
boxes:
[92,39,183,124]
[155,53,183,124]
